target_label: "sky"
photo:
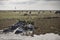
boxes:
[0,0,60,10]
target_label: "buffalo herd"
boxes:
[3,20,34,35]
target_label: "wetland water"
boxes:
[0,31,60,40]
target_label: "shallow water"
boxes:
[0,31,60,40]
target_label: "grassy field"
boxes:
[0,11,56,19]
[0,11,60,35]
[0,11,38,21]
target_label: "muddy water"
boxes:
[0,31,60,40]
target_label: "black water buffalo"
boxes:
[3,28,12,33]
[15,30,23,34]
[10,20,26,29]
[23,23,34,31]
[27,24,34,31]
[15,27,24,34]
[15,23,34,34]
[3,20,26,33]
[3,20,34,34]
[55,11,60,14]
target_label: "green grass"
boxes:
[0,11,56,20]
[0,12,39,22]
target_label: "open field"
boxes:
[0,10,57,20]
[0,10,60,35]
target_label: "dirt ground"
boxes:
[34,17,60,35]
[0,19,18,30]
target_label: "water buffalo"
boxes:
[15,27,24,34]
[3,20,26,33]
[27,24,34,31]
[3,28,12,33]
[55,11,60,14]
